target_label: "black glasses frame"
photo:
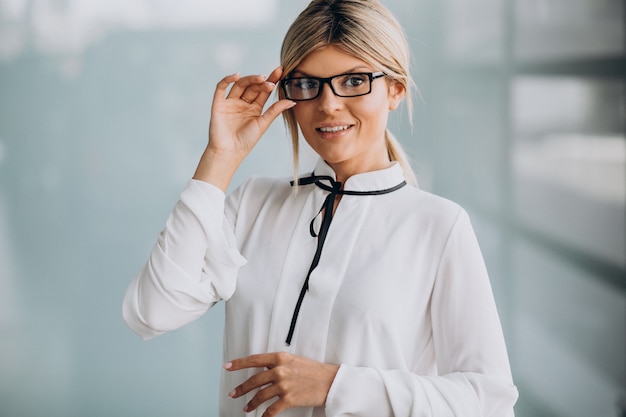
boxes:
[281,71,386,101]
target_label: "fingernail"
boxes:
[243,405,250,412]
[228,389,236,398]
[287,101,297,108]
[223,362,232,370]
[265,82,276,88]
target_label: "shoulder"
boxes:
[392,184,465,225]
[225,175,295,213]
[231,175,293,199]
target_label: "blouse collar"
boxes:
[312,158,408,192]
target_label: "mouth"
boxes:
[316,125,353,133]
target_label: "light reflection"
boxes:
[513,134,626,204]
[1,0,27,19]
[513,77,595,134]
[515,0,625,60]
[0,0,278,59]
[443,0,503,63]
[512,76,625,204]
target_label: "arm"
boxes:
[324,209,518,416]
[122,68,296,339]
[193,68,296,192]
[122,179,246,339]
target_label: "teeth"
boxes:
[319,125,350,133]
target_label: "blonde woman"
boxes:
[123,0,518,416]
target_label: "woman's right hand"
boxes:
[193,67,296,191]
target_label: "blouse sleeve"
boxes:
[122,179,247,340]
[325,209,518,416]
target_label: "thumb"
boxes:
[258,100,297,130]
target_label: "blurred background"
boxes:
[0,0,624,416]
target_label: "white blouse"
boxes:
[123,159,518,417]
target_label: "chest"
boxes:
[230,188,443,356]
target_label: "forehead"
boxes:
[294,44,374,77]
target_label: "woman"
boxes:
[123,0,518,416]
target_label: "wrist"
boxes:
[192,147,243,192]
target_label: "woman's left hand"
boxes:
[224,352,340,416]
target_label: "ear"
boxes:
[388,81,406,110]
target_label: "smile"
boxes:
[317,125,352,133]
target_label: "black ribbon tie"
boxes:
[285,173,406,345]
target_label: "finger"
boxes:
[246,81,278,106]
[212,73,241,106]
[257,100,296,129]
[244,384,282,413]
[262,399,289,417]
[226,351,295,371]
[226,74,268,102]
[225,353,276,371]
[229,369,274,398]
[253,67,284,104]
[266,66,284,84]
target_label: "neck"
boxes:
[327,158,393,184]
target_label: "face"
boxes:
[289,44,405,182]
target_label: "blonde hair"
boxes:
[279,0,417,185]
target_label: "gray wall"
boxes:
[0,1,624,416]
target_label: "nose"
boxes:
[316,82,343,113]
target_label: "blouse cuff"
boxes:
[325,364,392,416]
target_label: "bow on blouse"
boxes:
[286,174,407,345]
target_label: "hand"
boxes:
[193,67,295,191]
[207,66,295,160]
[224,352,340,417]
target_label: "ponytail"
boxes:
[385,129,417,186]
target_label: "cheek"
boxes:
[354,97,390,127]
[291,105,313,129]
[354,87,391,115]
[360,102,385,119]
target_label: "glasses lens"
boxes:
[284,78,320,100]
[332,73,371,97]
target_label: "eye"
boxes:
[341,74,368,88]
[293,78,319,90]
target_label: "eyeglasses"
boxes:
[281,72,386,101]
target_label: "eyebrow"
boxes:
[291,66,374,77]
